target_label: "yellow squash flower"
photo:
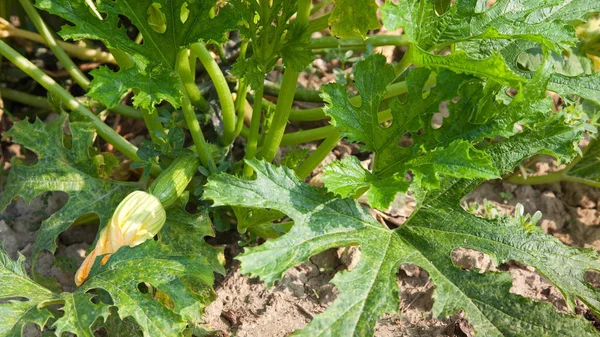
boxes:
[75,191,166,286]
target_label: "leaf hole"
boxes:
[384,264,476,336]
[397,132,414,148]
[398,264,435,312]
[137,282,150,293]
[585,270,600,289]
[451,247,496,273]
[431,101,450,129]
[117,15,142,42]
[500,261,569,313]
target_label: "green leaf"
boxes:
[93,308,144,337]
[410,47,525,87]
[322,156,408,209]
[466,39,600,104]
[560,138,600,185]
[381,0,600,52]
[232,207,288,236]
[204,118,592,336]
[323,54,510,208]
[36,0,239,109]
[232,0,312,89]
[52,292,111,337]
[0,114,138,264]
[0,247,56,336]
[329,0,380,38]
[62,208,224,337]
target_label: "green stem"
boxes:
[141,108,165,143]
[212,43,226,61]
[0,87,143,119]
[108,48,134,69]
[263,80,323,103]
[308,13,330,33]
[309,35,409,51]
[0,40,148,168]
[177,49,216,173]
[179,48,210,111]
[258,0,311,162]
[180,92,217,173]
[286,79,416,121]
[234,40,249,138]
[243,85,264,177]
[110,104,143,119]
[507,163,600,189]
[0,17,116,64]
[0,87,51,109]
[190,43,236,145]
[310,0,333,15]
[280,125,335,146]
[19,0,90,90]
[235,80,249,137]
[258,68,298,161]
[394,44,413,75]
[0,3,8,69]
[295,130,341,179]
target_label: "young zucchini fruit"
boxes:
[149,154,201,209]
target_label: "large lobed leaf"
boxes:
[381,0,600,52]
[0,207,223,337]
[204,114,599,336]
[36,0,239,109]
[321,54,555,209]
[381,0,600,103]
[0,114,137,265]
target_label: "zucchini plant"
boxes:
[1,0,600,336]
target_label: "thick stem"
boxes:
[0,18,116,64]
[0,40,149,169]
[263,80,323,103]
[235,80,249,137]
[258,69,298,161]
[0,87,143,119]
[394,44,413,75]
[308,13,330,33]
[190,43,236,145]
[309,35,409,51]
[243,85,264,177]
[180,92,217,173]
[258,0,311,161]
[141,108,165,143]
[295,130,341,179]
[177,49,216,173]
[506,171,565,185]
[234,40,249,138]
[180,48,210,111]
[507,169,600,189]
[280,125,335,146]
[19,0,91,89]
[0,87,51,109]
